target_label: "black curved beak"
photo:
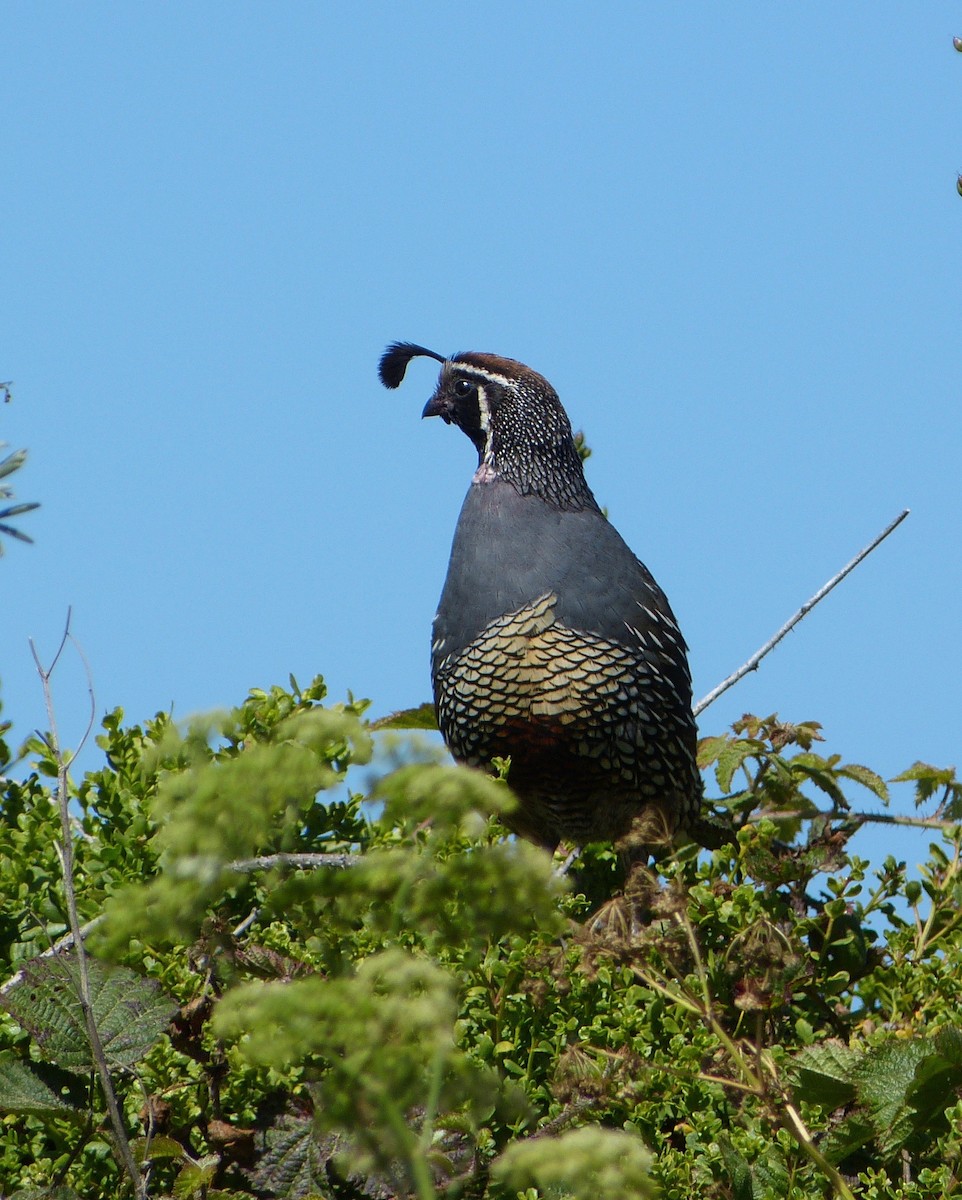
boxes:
[422,392,449,420]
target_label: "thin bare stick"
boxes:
[229,851,362,873]
[30,620,146,1200]
[68,624,98,762]
[694,509,909,717]
[41,604,73,682]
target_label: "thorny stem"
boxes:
[695,509,909,717]
[753,807,962,833]
[30,613,146,1200]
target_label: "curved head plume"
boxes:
[378,342,447,389]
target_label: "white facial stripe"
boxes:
[451,362,516,388]
[476,385,491,433]
[476,385,495,462]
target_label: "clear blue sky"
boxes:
[2,6,959,868]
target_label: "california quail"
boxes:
[379,342,703,853]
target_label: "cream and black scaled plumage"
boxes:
[379,342,703,852]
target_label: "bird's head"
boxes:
[379,343,589,507]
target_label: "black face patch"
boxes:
[423,369,493,457]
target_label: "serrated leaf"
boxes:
[932,1025,962,1063]
[821,1114,876,1165]
[787,720,824,750]
[892,761,955,786]
[791,1040,859,1110]
[173,1154,219,1199]
[892,761,959,809]
[716,1136,753,1200]
[369,703,438,732]
[0,1051,85,1116]
[2,953,178,1071]
[903,1027,962,1133]
[249,1112,327,1197]
[791,761,847,808]
[837,763,889,804]
[715,739,762,794]
[853,1038,933,1159]
[748,1144,792,1196]
[130,1134,187,1165]
[696,734,730,770]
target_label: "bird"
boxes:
[379,341,703,855]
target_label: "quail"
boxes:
[379,342,703,853]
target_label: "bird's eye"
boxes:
[453,379,475,398]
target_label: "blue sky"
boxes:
[2,6,959,868]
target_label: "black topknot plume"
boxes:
[378,342,447,389]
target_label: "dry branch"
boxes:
[694,510,909,717]
[30,611,146,1200]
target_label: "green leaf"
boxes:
[853,1038,934,1159]
[0,1051,85,1116]
[748,1144,793,1197]
[173,1154,219,1199]
[369,703,438,731]
[792,1040,859,1110]
[892,761,960,809]
[903,1027,962,1135]
[791,755,848,808]
[1,953,178,1072]
[821,1115,876,1166]
[248,1113,327,1197]
[714,739,763,794]
[716,1136,754,1200]
[130,1134,188,1165]
[696,734,730,769]
[837,762,890,804]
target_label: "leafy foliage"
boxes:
[0,396,40,551]
[0,676,961,1199]
[2,956,177,1072]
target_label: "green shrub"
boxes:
[1,681,959,1200]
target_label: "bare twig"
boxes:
[30,614,146,1200]
[695,510,909,717]
[228,852,362,873]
